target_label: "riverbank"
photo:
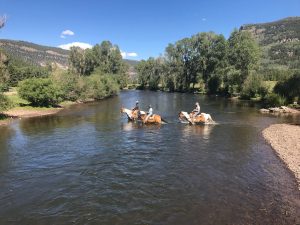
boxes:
[263,124,300,190]
[4,107,63,118]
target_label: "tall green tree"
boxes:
[228,30,260,87]
[0,50,10,91]
[136,57,165,90]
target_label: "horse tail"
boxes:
[161,118,168,124]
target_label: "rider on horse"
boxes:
[144,105,153,123]
[192,102,200,120]
[132,101,140,119]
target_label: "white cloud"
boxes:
[127,52,138,57]
[60,29,75,38]
[202,18,207,22]
[58,42,93,50]
[121,51,138,58]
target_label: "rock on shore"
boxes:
[263,124,300,189]
[260,106,300,114]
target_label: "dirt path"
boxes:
[263,124,300,190]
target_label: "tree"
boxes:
[0,50,10,91]
[68,41,128,79]
[191,32,227,85]
[228,30,260,87]
[274,72,300,103]
[136,57,165,90]
[0,93,11,112]
[240,72,268,99]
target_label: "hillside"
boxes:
[0,39,69,68]
[0,39,139,70]
[241,17,300,69]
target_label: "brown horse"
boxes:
[139,113,162,124]
[121,107,164,124]
[120,107,146,121]
[178,111,214,125]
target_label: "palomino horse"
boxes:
[178,111,214,125]
[121,107,164,124]
[120,107,146,121]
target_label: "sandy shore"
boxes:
[263,124,300,189]
[4,108,63,118]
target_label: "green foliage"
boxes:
[18,78,63,107]
[207,75,221,94]
[274,72,300,103]
[69,41,128,77]
[80,73,119,100]
[52,70,81,101]
[163,32,227,92]
[136,57,165,90]
[263,93,286,107]
[0,50,10,91]
[240,72,268,99]
[0,92,12,112]
[228,30,261,84]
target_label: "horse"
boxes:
[178,111,214,125]
[120,107,165,124]
[120,107,146,121]
[139,113,163,124]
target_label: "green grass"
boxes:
[6,94,29,106]
[5,90,59,110]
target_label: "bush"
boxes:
[84,73,119,100]
[263,93,286,107]
[18,78,63,107]
[52,71,81,101]
[241,72,268,99]
[0,92,12,112]
[274,72,300,103]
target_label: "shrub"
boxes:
[241,72,267,99]
[263,93,286,107]
[52,71,81,101]
[18,78,63,107]
[0,92,12,112]
[84,74,119,100]
[274,72,300,103]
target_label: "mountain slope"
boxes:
[0,39,69,68]
[240,17,300,69]
[0,39,139,70]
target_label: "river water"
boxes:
[0,90,299,225]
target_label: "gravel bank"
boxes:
[263,124,300,190]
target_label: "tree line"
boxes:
[136,30,299,106]
[0,38,128,111]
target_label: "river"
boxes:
[0,90,299,224]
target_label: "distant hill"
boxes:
[0,39,139,71]
[0,39,69,68]
[241,17,300,69]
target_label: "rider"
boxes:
[192,102,201,120]
[132,100,140,118]
[132,100,139,111]
[144,105,153,123]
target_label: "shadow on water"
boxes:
[0,90,299,225]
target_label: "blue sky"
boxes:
[0,0,299,60]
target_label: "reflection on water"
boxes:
[0,90,299,225]
[181,124,215,139]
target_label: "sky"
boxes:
[0,0,299,60]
